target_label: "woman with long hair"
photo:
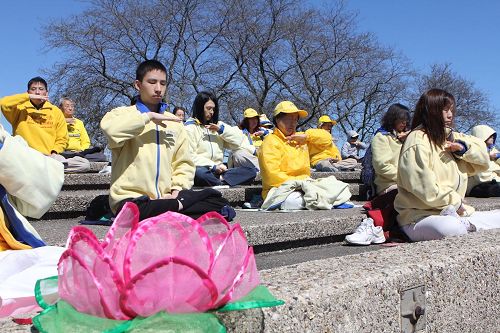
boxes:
[184,91,257,186]
[394,89,500,241]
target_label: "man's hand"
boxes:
[205,123,220,132]
[328,158,339,163]
[254,130,265,137]
[65,118,75,124]
[28,94,49,102]
[286,133,307,146]
[490,151,498,161]
[456,204,466,216]
[148,112,181,127]
[444,141,465,153]
[214,163,227,175]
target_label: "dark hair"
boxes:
[412,88,456,146]
[135,60,167,81]
[130,95,139,105]
[381,103,410,132]
[27,76,48,91]
[240,116,260,133]
[172,106,187,115]
[191,91,219,125]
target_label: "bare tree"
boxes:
[413,63,498,133]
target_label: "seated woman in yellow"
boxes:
[258,101,351,209]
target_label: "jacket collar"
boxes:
[135,98,168,114]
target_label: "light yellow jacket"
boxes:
[306,128,342,166]
[101,106,194,212]
[259,129,332,199]
[184,118,251,167]
[0,93,68,154]
[66,118,91,151]
[395,129,489,226]
[467,125,500,192]
[371,131,402,194]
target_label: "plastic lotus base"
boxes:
[33,284,283,333]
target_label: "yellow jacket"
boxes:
[101,106,194,212]
[306,128,341,166]
[467,125,500,192]
[371,130,402,194]
[395,129,489,226]
[258,128,319,199]
[0,93,68,154]
[66,117,91,151]
[184,118,250,167]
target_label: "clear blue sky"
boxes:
[2,0,499,133]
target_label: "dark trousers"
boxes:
[469,180,500,198]
[194,166,257,187]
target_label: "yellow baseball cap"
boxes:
[243,108,259,119]
[318,115,337,127]
[273,101,308,118]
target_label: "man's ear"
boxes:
[134,80,141,91]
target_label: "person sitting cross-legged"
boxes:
[184,92,257,187]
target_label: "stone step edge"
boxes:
[219,229,500,332]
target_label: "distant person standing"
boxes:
[0,77,68,157]
[341,130,367,161]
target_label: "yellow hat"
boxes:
[243,108,259,119]
[318,115,337,127]
[273,101,308,118]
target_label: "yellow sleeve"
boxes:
[101,107,150,149]
[398,143,462,210]
[0,93,29,124]
[170,125,195,191]
[453,132,490,176]
[219,122,247,151]
[371,133,397,183]
[258,136,297,189]
[305,129,331,148]
[76,119,91,150]
[53,107,69,153]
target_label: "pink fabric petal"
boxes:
[101,202,140,252]
[121,257,218,317]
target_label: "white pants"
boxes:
[231,149,260,171]
[402,210,500,241]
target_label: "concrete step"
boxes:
[220,228,500,332]
[42,183,368,219]
[61,171,363,190]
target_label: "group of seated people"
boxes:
[0,77,107,174]
[2,59,500,245]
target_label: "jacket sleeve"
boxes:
[398,143,462,210]
[101,107,150,149]
[453,133,490,176]
[371,134,397,183]
[341,142,350,159]
[171,126,195,191]
[219,122,247,151]
[184,124,217,167]
[77,120,91,150]
[258,136,301,189]
[305,129,332,150]
[0,93,29,124]
[53,108,69,153]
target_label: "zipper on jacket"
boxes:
[155,124,161,199]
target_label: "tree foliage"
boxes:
[42,0,493,146]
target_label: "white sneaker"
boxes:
[345,218,385,245]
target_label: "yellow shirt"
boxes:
[66,117,91,151]
[101,106,194,212]
[306,128,341,166]
[371,131,402,194]
[258,129,314,199]
[0,93,68,154]
[395,129,489,226]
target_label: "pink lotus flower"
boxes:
[57,202,260,320]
